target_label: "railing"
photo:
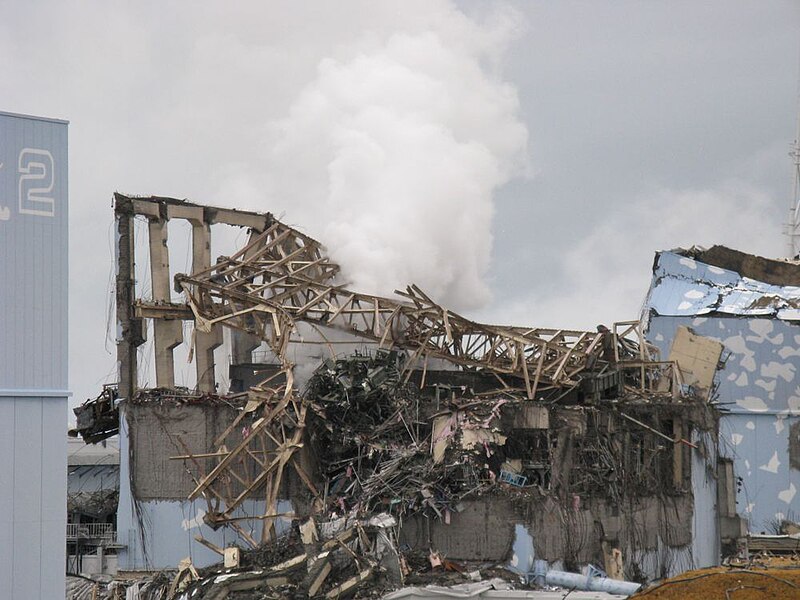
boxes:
[66,522,115,542]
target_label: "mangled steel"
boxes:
[157,200,692,544]
[70,385,120,444]
[111,196,717,591]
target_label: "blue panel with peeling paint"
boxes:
[645,252,800,532]
[648,252,800,320]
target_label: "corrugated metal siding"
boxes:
[645,252,800,533]
[691,430,720,567]
[0,112,68,599]
[0,112,68,390]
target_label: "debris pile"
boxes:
[70,384,120,443]
[306,350,503,523]
[68,511,522,599]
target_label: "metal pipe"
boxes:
[545,570,642,596]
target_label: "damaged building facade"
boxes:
[92,195,737,592]
[643,247,800,538]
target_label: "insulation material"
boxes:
[460,429,507,450]
[432,413,458,464]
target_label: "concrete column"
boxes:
[192,220,222,391]
[148,218,182,387]
[115,201,144,403]
[672,418,683,488]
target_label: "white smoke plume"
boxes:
[254,5,529,311]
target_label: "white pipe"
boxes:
[545,570,641,596]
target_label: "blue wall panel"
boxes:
[0,111,68,598]
[644,252,800,532]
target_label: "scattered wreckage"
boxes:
[69,196,727,598]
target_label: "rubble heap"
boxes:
[99,196,724,597]
[305,350,498,523]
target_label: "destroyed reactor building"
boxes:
[89,195,741,589]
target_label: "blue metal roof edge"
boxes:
[0,109,69,125]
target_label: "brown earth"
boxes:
[631,558,800,600]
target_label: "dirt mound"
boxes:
[631,560,800,600]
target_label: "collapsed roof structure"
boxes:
[74,195,737,598]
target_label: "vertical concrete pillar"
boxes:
[115,202,141,403]
[672,418,683,488]
[191,220,222,391]
[148,218,182,387]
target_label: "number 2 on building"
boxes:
[18,148,55,218]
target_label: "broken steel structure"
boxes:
[175,225,664,399]
[115,194,336,397]
[115,194,677,404]
[113,195,716,578]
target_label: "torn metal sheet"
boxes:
[649,251,800,319]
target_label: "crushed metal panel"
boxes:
[667,326,723,401]
[649,251,800,320]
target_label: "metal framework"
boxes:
[116,195,679,544]
[176,223,621,399]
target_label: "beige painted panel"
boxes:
[668,326,723,401]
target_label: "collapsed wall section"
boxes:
[644,249,800,535]
[117,391,308,571]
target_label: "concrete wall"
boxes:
[399,495,696,581]
[67,550,118,576]
[126,401,241,500]
[116,404,292,570]
[0,111,68,599]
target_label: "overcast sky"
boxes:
[2,1,798,408]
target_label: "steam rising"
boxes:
[264,7,528,310]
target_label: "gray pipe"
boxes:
[545,570,642,596]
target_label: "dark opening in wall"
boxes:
[790,421,800,471]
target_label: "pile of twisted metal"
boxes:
[69,196,720,599]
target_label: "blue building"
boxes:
[643,247,800,536]
[0,111,69,598]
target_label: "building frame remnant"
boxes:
[113,195,723,577]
